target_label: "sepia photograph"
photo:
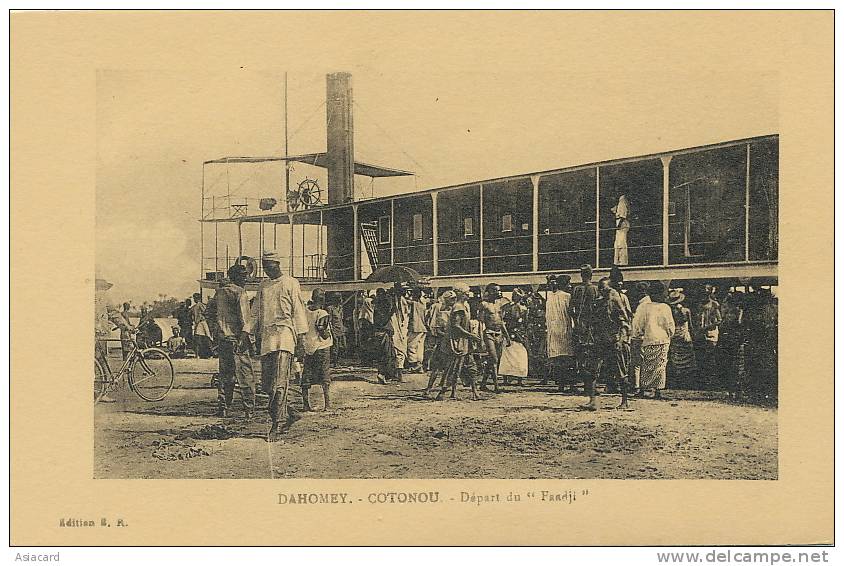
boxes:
[10,8,833,550]
[94,67,778,480]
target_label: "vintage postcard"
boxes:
[9,10,833,547]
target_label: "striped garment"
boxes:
[545,290,574,358]
[639,343,670,390]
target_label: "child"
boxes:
[167,326,187,357]
[302,289,334,411]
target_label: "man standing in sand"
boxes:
[477,283,510,393]
[586,277,631,410]
[436,283,481,401]
[191,292,213,359]
[545,274,575,393]
[405,287,429,374]
[571,264,599,392]
[214,263,257,419]
[254,250,309,442]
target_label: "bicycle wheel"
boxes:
[129,348,174,402]
[94,358,109,403]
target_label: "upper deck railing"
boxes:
[200,134,778,285]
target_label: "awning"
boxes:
[203,153,413,178]
[365,265,422,284]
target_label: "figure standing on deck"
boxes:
[612,193,631,266]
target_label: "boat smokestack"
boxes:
[326,72,354,204]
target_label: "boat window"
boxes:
[599,158,664,267]
[436,185,480,275]
[378,215,391,244]
[538,168,597,270]
[669,145,747,264]
[748,139,778,261]
[501,213,513,233]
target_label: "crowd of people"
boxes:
[96,251,779,441]
[349,264,778,411]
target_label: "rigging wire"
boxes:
[202,168,228,193]
[286,100,327,151]
[353,100,430,179]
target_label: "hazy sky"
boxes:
[96,12,779,304]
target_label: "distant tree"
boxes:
[139,295,181,318]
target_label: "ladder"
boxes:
[360,222,380,271]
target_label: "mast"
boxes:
[284,72,290,209]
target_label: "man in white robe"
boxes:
[612,194,631,266]
[254,250,309,442]
[545,274,575,392]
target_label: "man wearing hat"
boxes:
[571,265,599,388]
[545,273,575,392]
[666,288,696,391]
[213,263,257,419]
[254,250,309,441]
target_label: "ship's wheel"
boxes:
[286,178,322,211]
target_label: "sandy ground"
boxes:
[94,356,777,480]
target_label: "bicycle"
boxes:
[94,328,175,403]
